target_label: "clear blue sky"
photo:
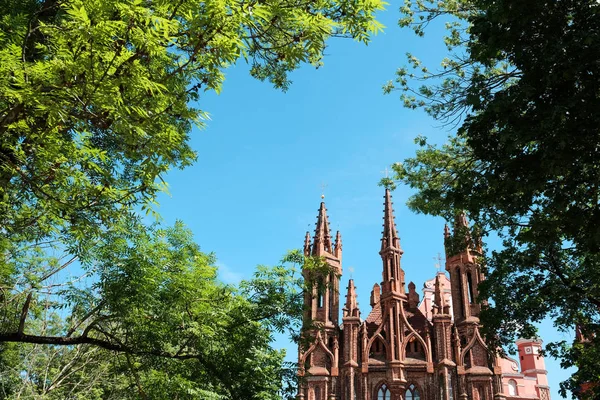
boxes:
[156,6,573,399]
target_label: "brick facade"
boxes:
[297,190,550,400]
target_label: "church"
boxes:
[296,189,551,400]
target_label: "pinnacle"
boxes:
[381,188,401,251]
[344,279,359,317]
[312,201,333,255]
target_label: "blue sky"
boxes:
[155,5,573,399]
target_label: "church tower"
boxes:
[298,201,342,400]
[296,190,549,400]
[445,213,502,400]
[377,188,409,397]
[341,279,361,400]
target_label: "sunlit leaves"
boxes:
[390,0,600,396]
[0,0,384,250]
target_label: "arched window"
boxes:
[508,380,518,396]
[378,384,390,400]
[406,337,426,360]
[405,384,420,400]
[370,337,386,361]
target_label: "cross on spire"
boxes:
[380,167,390,178]
[348,265,355,279]
[433,252,443,271]
[320,182,328,199]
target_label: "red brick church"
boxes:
[296,189,550,400]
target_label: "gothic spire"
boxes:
[312,202,333,255]
[381,188,401,252]
[379,188,405,294]
[343,279,359,317]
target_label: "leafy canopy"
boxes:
[386,0,600,396]
[0,0,384,397]
[0,0,384,249]
[1,217,332,399]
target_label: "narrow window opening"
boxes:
[467,271,474,304]
[456,268,465,317]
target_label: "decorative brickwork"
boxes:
[297,190,550,400]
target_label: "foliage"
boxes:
[386,0,600,396]
[0,0,384,247]
[1,0,384,397]
[1,217,329,399]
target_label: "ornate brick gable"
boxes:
[297,190,550,400]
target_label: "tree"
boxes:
[1,0,382,397]
[1,218,328,399]
[1,0,384,246]
[385,0,600,396]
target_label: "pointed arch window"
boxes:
[405,384,421,400]
[406,337,426,360]
[377,384,390,400]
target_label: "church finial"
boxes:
[312,202,333,255]
[444,223,451,239]
[381,188,401,252]
[344,279,359,317]
[454,211,469,230]
[334,230,342,259]
[447,211,480,257]
[433,273,444,315]
[304,231,311,256]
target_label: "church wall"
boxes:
[297,194,550,400]
[366,371,387,400]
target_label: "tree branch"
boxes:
[18,292,33,334]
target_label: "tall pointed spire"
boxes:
[343,279,359,317]
[379,188,405,295]
[381,189,401,252]
[312,202,333,255]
